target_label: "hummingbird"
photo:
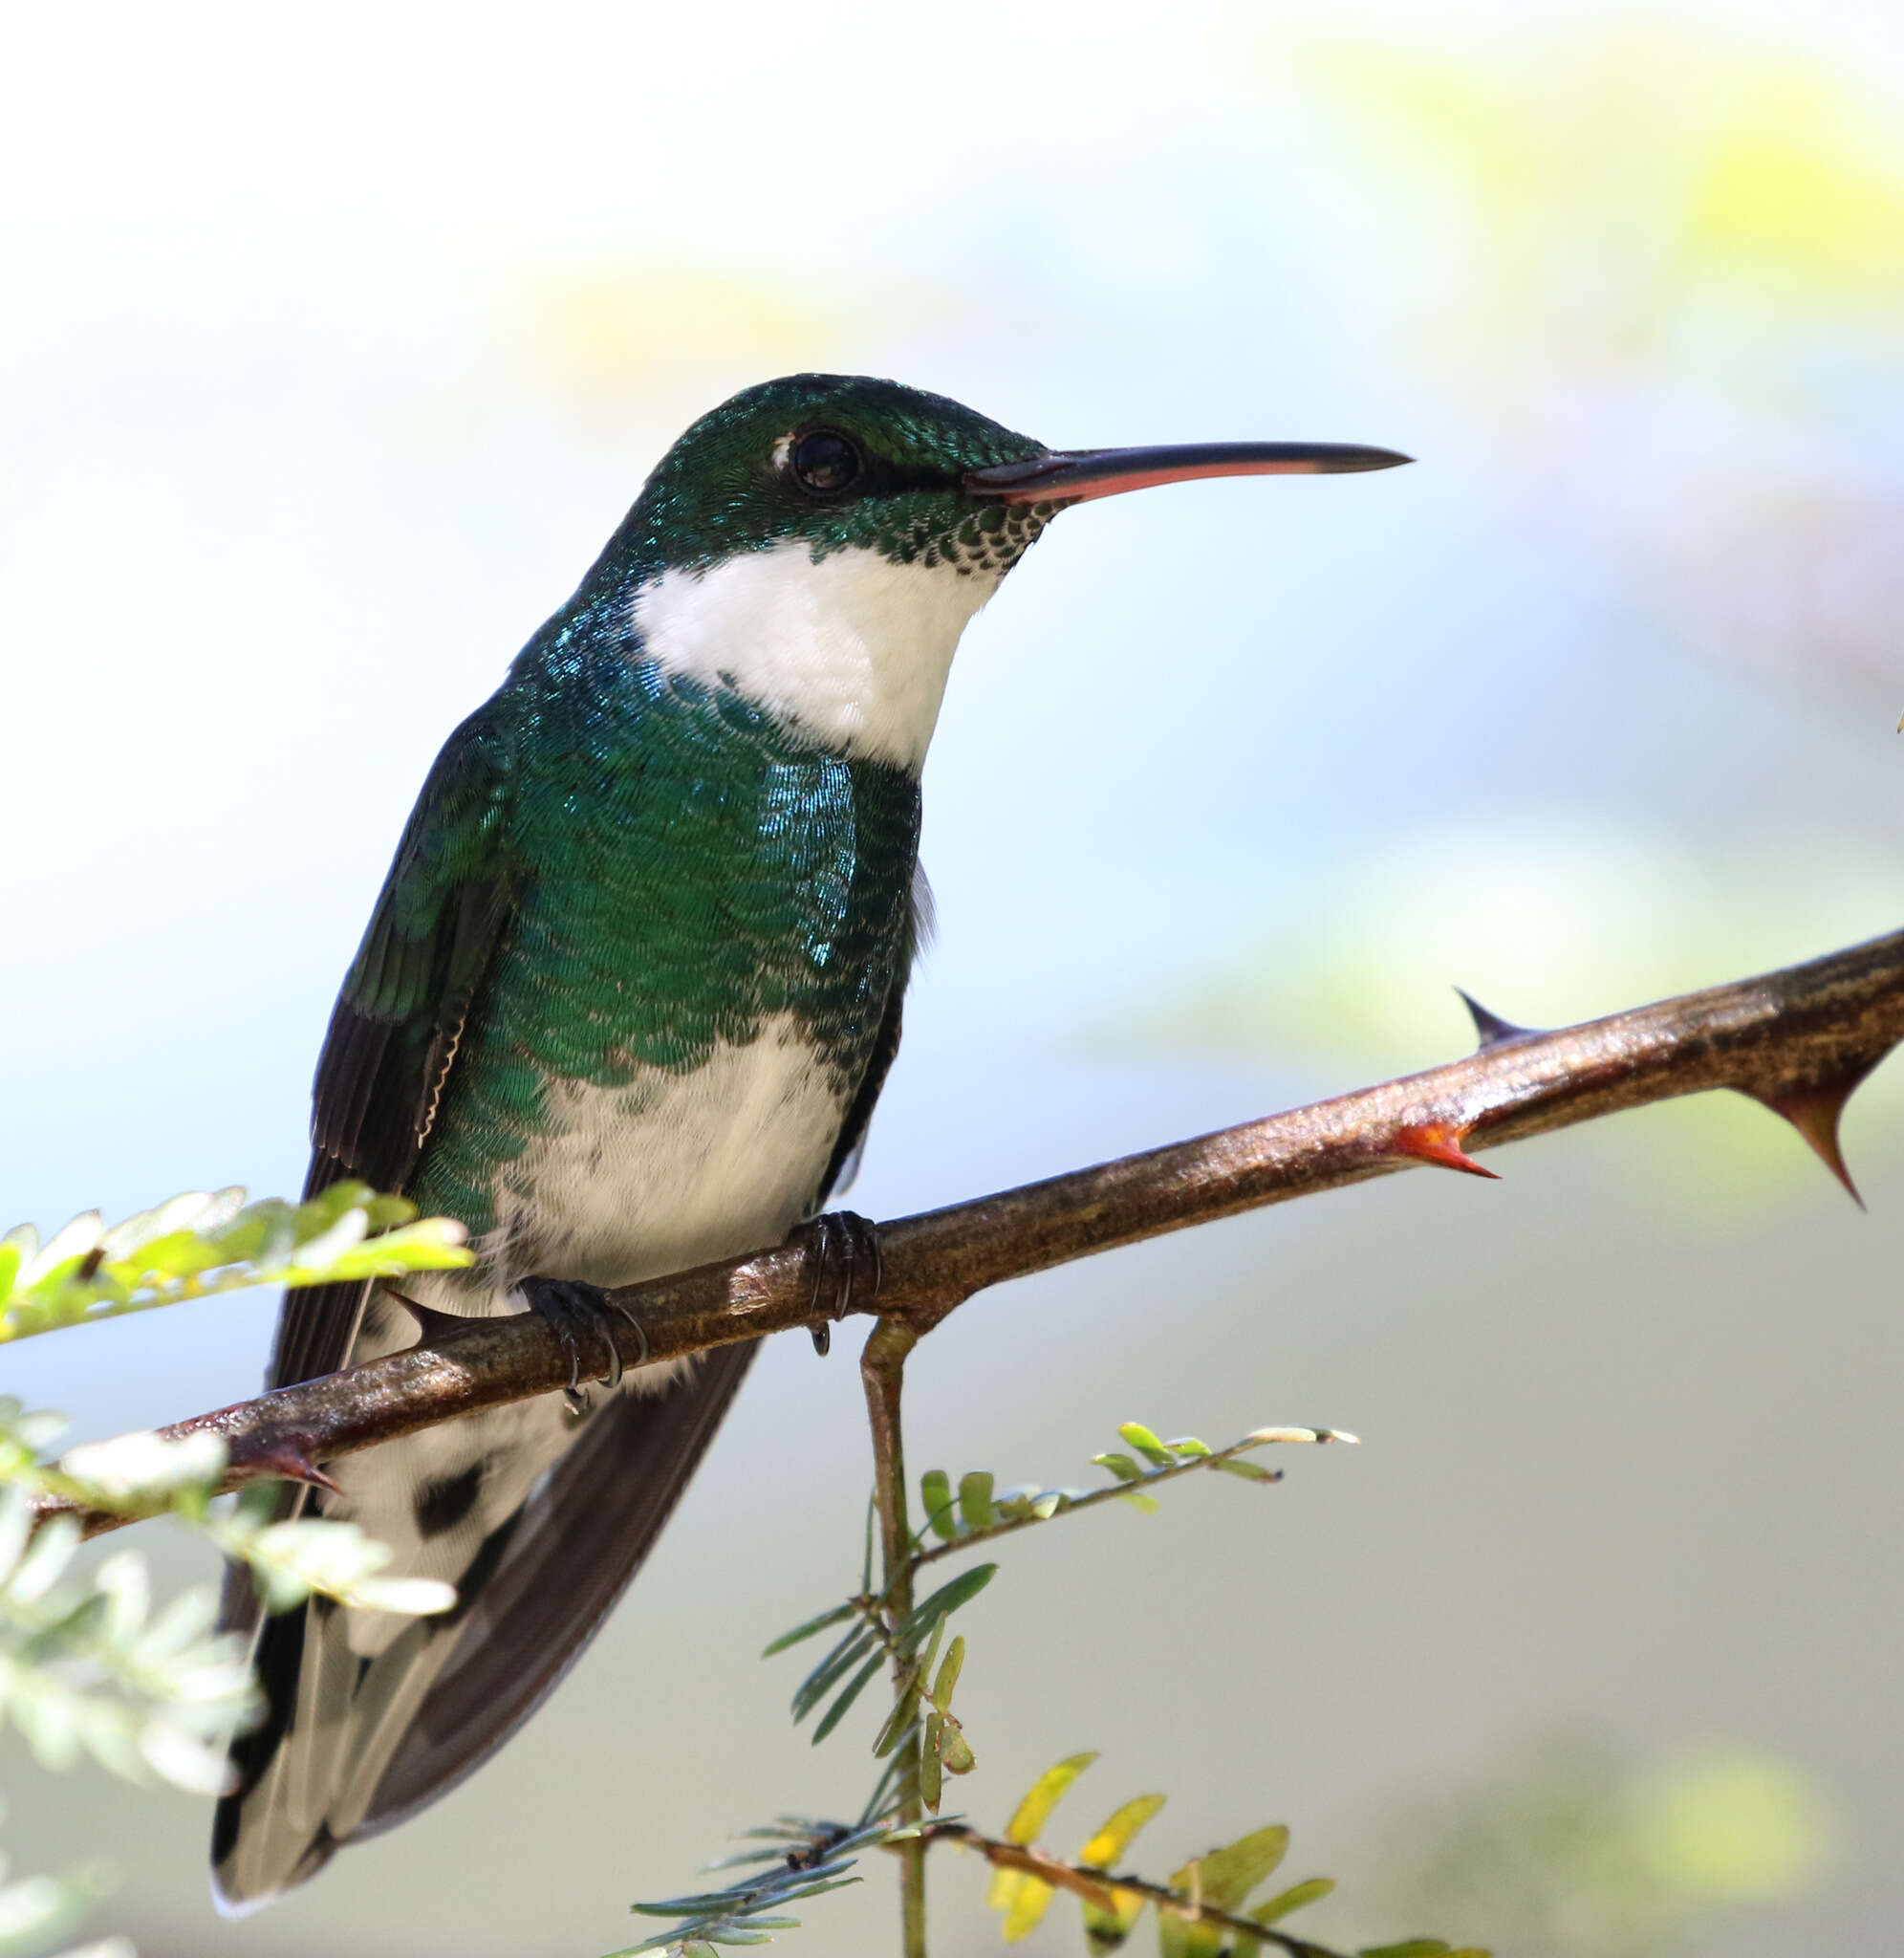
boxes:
[209,373,1407,1908]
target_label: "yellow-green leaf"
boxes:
[931,1634,965,1713]
[959,1469,996,1528]
[920,1468,956,1539]
[1079,1794,1167,1869]
[987,1866,1024,1915]
[1003,1751,1100,1846]
[1002,1873,1056,1942]
[1117,1423,1174,1467]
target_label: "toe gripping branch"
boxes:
[803,1210,883,1357]
[518,1276,648,1408]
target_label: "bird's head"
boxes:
[590,373,1407,770]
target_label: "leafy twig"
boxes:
[0,1183,469,1346]
[915,1423,1356,1567]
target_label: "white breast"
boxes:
[482,1011,849,1290]
[629,540,1000,770]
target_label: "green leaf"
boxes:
[1214,1459,1278,1483]
[931,1633,965,1712]
[1158,1904,1221,1958]
[1115,1489,1161,1513]
[1078,1793,1167,1868]
[1251,1877,1335,1925]
[872,1662,925,1757]
[1093,1452,1145,1483]
[1179,1824,1288,1911]
[790,1626,877,1721]
[1358,1944,1455,1957]
[895,1563,996,1651]
[811,1647,887,1744]
[1116,1423,1175,1468]
[1003,1751,1099,1846]
[1164,1436,1212,1458]
[958,1470,996,1528]
[920,1468,957,1540]
[762,1600,855,1657]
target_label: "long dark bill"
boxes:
[964,441,1412,505]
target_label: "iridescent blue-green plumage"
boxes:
[390,666,922,1242]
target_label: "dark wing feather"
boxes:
[270,714,516,1393]
[815,861,929,1205]
[356,1339,757,1835]
[220,713,516,1652]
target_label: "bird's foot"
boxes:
[803,1209,882,1357]
[519,1275,645,1410]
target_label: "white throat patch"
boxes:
[629,540,1000,770]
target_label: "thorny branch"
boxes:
[34,924,1904,1541]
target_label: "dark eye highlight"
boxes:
[788,429,862,497]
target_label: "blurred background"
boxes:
[3,0,1901,1952]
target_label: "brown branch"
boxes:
[36,925,1904,1540]
[915,1821,1340,1958]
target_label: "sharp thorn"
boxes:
[244,1441,342,1495]
[1748,1073,1873,1210]
[1391,1120,1502,1180]
[1453,986,1540,1053]
[381,1283,469,1346]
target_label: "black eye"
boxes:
[789,429,862,497]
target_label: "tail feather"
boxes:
[210,1341,756,1910]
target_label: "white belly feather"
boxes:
[486,1010,851,1289]
[329,1012,850,1660]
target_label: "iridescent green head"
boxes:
[604,373,1056,580]
[572,373,1409,772]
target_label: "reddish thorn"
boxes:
[246,1442,342,1495]
[1750,1074,1872,1210]
[1453,987,1540,1053]
[1391,1120,1501,1180]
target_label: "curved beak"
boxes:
[963,440,1412,505]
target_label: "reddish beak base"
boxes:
[963,441,1412,506]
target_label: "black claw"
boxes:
[520,1276,637,1405]
[804,1210,882,1354]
